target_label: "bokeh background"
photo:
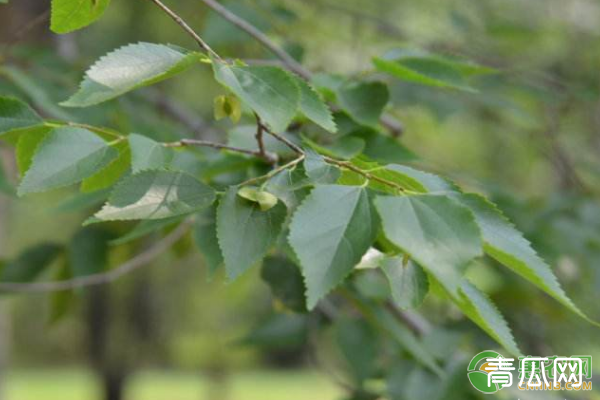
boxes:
[0,0,599,399]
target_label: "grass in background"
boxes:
[4,369,342,400]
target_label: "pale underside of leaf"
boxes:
[95,170,215,221]
[62,43,202,107]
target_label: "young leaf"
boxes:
[381,257,429,309]
[374,195,482,297]
[261,255,307,312]
[212,62,299,132]
[129,133,172,173]
[214,94,242,123]
[337,81,389,127]
[193,205,223,277]
[372,48,490,92]
[458,193,591,322]
[80,141,131,192]
[452,280,521,356]
[94,170,215,221]
[62,43,204,107]
[18,127,118,196]
[289,185,377,309]
[0,96,43,137]
[1,243,62,283]
[289,75,336,132]
[51,0,111,34]
[216,187,286,279]
[237,186,278,211]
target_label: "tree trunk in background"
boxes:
[86,287,127,400]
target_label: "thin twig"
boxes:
[0,220,192,293]
[323,157,409,193]
[198,0,404,136]
[241,154,305,186]
[199,0,309,79]
[148,0,221,60]
[165,138,278,163]
[260,123,304,154]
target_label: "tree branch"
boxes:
[165,138,278,163]
[198,0,404,136]
[254,113,268,160]
[199,0,309,79]
[0,220,192,293]
[147,0,221,60]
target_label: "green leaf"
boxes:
[303,149,340,184]
[451,280,521,356]
[290,75,336,132]
[336,317,378,382]
[338,82,389,127]
[81,141,131,192]
[213,62,299,132]
[69,227,112,277]
[1,243,62,283]
[350,158,428,193]
[15,127,51,177]
[381,257,429,309]
[0,96,43,137]
[62,43,204,107]
[129,133,172,173]
[241,314,307,349]
[0,66,74,121]
[374,195,482,297]
[289,185,377,309]
[94,170,215,221]
[458,193,591,322]
[216,187,286,280]
[260,255,306,312]
[372,48,491,92]
[354,130,416,164]
[386,165,457,194]
[193,205,223,277]
[368,304,443,376]
[18,127,118,196]
[50,0,111,34]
